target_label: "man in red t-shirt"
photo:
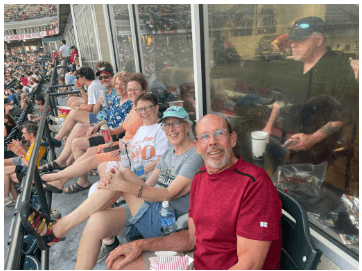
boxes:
[105,113,282,270]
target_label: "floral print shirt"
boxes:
[96,88,119,121]
[105,97,133,129]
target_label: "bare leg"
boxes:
[41,123,90,169]
[54,109,90,141]
[10,181,18,201]
[71,137,94,161]
[43,189,122,244]
[73,144,99,163]
[42,155,99,190]
[75,207,128,270]
[66,96,84,107]
[65,154,74,167]
[4,158,15,166]
[4,166,16,198]
[111,255,145,270]
[9,173,19,200]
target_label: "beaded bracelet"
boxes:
[137,185,143,198]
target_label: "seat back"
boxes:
[278,189,322,270]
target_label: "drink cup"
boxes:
[168,100,184,107]
[251,131,268,160]
[27,114,32,121]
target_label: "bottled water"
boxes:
[160,201,177,236]
[132,149,145,178]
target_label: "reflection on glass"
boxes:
[109,4,135,73]
[137,4,195,119]
[208,4,359,253]
[73,4,99,70]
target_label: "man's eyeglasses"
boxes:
[76,75,82,80]
[127,87,142,93]
[135,105,155,113]
[99,75,112,80]
[22,132,28,135]
[195,128,230,144]
[162,120,184,130]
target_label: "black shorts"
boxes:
[88,135,105,147]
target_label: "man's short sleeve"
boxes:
[88,81,105,105]
[236,169,281,241]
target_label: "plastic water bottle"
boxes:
[132,149,145,178]
[160,201,177,236]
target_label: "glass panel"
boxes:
[73,4,99,70]
[109,4,135,73]
[207,4,359,255]
[136,4,195,119]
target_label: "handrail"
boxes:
[5,94,54,270]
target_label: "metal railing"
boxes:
[5,95,55,270]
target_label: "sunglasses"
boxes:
[76,75,83,80]
[99,74,112,80]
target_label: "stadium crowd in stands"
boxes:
[4,4,57,22]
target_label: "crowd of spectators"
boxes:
[4,4,57,22]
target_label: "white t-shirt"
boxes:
[59,44,71,57]
[130,123,168,166]
[87,80,106,105]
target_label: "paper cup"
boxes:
[251,131,268,160]
[168,100,184,107]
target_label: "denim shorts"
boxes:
[12,156,25,166]
[89,113,98,125]
[120,201,163,239]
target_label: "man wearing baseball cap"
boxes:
[262,16,358,164]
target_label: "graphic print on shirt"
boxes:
[158,168,176,188]
[131,133,157,163]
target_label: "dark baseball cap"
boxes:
[287,17,325,41]
[96,66,114,76]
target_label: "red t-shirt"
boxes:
[189,157,282,270]
[70,51,79,63]
[20,77,28,86]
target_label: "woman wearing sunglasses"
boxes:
[41,74,148,193]
[20,106,204,270]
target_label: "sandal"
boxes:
[19,201,65,250]
[4,197,16,207]
[40,161,66,172]
[64,182,91,194]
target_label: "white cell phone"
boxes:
[282,138,300,148]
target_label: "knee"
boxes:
[111,256,127,270]
[72,138,81,151]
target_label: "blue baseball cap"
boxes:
[287,17,325,41]
[159,106,190,123]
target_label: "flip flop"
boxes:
[43,183,63,194]
[40,161,66,172]
[63,182,91,194]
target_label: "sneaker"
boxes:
[49,124,62,133]
[49,115,64,125]
[97,237,120,263]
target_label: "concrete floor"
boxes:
[3,89,343,270]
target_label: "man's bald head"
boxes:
[195,113,232,136]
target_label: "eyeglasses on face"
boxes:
[99,74,112,80]
[195,128,229,144]
[127,87,142,93]
[76,75,83,80]
[162,120,184,130]
[135,104,155,113]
